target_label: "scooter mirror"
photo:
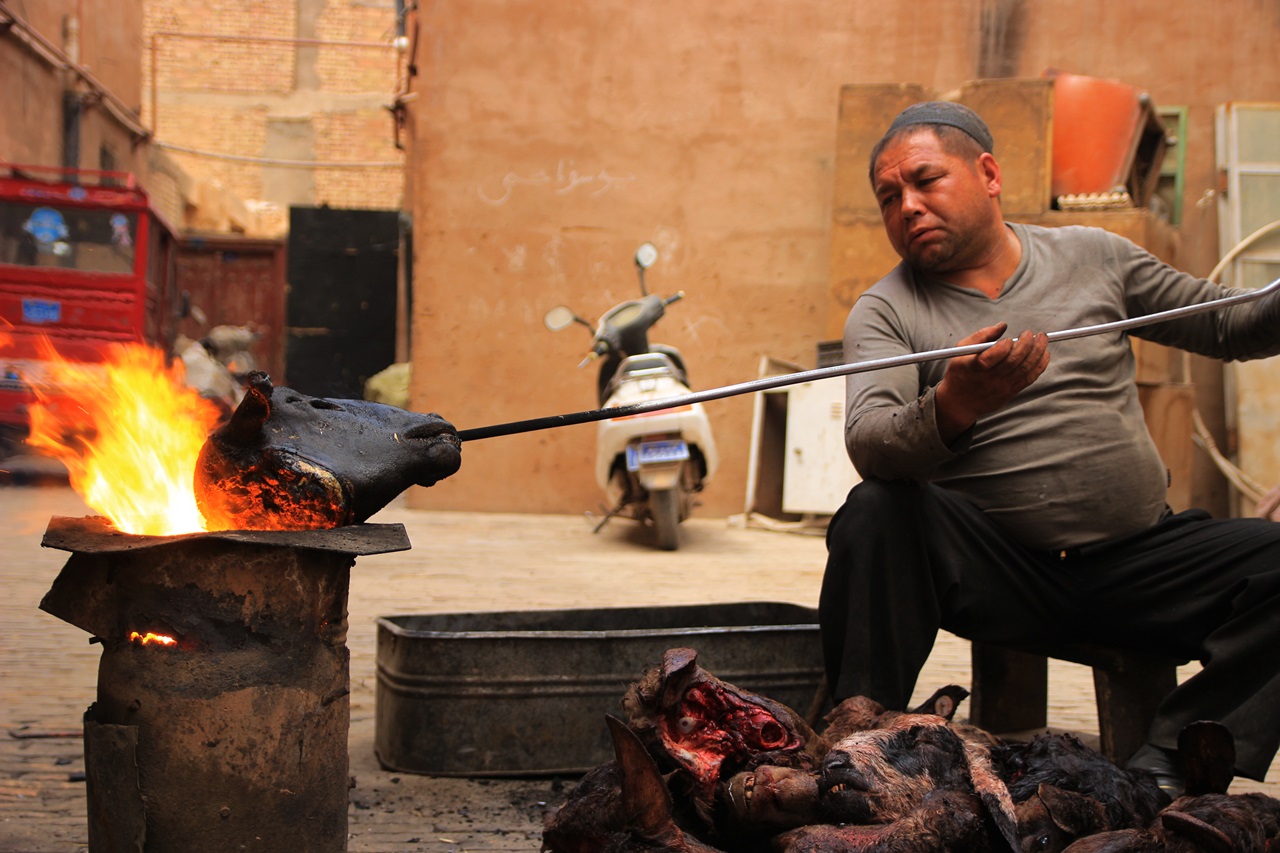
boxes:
[544,305,579,332]
[635,242,658,270]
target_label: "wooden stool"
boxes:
[969,641,1185,764]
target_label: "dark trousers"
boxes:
[819,478,1280,780]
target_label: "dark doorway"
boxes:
[285,207,399,399]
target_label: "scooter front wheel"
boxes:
[649,487,681,551]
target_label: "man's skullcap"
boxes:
[884,101,994,153]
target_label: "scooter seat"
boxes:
[602,352,688,402]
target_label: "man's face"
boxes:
[871,129,1001,274]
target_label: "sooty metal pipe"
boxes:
[458,276,1280,443]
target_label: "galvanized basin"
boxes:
[374,601,823,776]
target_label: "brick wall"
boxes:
[142,0,405,229]
[312,109,404,207]
[144,0,297,95]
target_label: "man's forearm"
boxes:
[845,387,962,481]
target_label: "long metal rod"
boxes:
[458,276,1280,442]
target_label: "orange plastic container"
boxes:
[1047,70,1168,206]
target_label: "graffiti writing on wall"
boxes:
[478,160,637,206]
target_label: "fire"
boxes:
[23,339,223,535]
[129,631,177,646]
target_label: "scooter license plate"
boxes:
[626,439,689,471]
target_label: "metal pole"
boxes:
[457,276,1280,443]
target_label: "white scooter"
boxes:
[544,243,719,550]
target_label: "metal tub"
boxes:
[374,601,823,776]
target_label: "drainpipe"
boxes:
[61,8,81,168]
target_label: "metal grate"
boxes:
[816,340,844,368]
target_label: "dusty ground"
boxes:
[2,479,833,852]
[2,475,1277,852]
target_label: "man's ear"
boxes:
[978,152,1002,198]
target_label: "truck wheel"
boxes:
[650,488,680,551]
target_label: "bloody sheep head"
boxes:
[622,648,824,821]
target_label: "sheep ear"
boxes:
[909,684,969,720]
[962,740,1020,851]
[1159,810,1237,853]
[605,715,682,845]
[1037,783,1109,835]
[217,370,272,445]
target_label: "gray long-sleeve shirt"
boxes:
[843,222,1280,551]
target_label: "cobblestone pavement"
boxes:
[1,482,1276,852]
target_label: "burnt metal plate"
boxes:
[42,515,411,556]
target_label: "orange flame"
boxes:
[23,339,223,535]
[129,631,177,646]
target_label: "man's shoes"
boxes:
[1126,743,1185,799]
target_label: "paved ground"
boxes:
[2,478,1277,852]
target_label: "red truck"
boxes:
[0,163,181,450]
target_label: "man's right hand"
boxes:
[934,322,1049,443]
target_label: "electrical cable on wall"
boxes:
[152,141,403,170]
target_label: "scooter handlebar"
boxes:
[578,339,609,368]
[663,291,685,306]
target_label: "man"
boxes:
[819,100,1280,795]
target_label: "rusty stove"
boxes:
[39,514,410,853]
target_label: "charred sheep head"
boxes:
[194,371,461,530]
